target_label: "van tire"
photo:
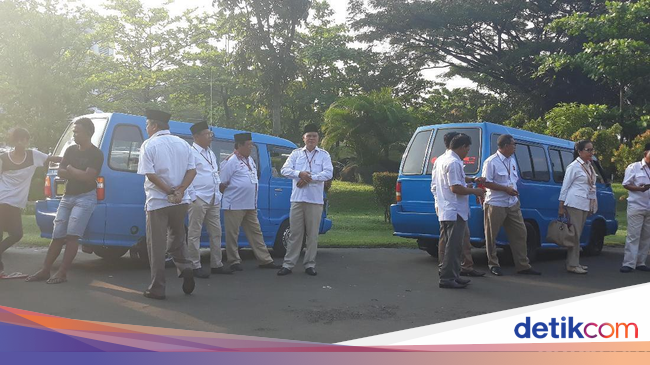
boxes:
[130,237,149,265]
[525,221,539,263]
[583,222,605,256]
[272,220,306,258]
[93,246,129,260]
[420,239,439,258]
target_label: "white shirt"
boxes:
[220,152,258,210]
[0,149,48,208]
[434,151,469,221]
[188,143,222,206]
[281,146,333,204]
[622,160,650,212]
[559,157,598,213]
[482,151,519,207]
[137,130,196,211]
[430,150,450,210]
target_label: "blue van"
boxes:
[35,113,332,261]
[392,122,617,262]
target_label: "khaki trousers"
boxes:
[565,206,589,268]
[146,204,193,296]
[622,208,650,268]
[484,201,531,271]
[224,210,273,266]
[438,223,474,272]
[187,198,223,269]
[283,202,323,270]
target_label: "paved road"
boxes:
[0,246,648,343]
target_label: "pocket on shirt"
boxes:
[495,171,509,184]
[573,191,588,199]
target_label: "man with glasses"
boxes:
[481,134,541,276]
[187,121,231,278]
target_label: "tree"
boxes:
[571,124,622,175]
[613,130,650,178]
[542,103,615,139]
[411,88,510,127]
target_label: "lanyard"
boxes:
[580,161,595,187]
[238,155,252,172]
[304,149,317,172]
[642,163,650,182]
[193,146,214,168]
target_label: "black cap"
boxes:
[303,124,319,134]
[145,109,171,124]
[190,121,209,135]
[234,132,252,144]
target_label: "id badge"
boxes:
[249,171,258,184]
[588,190,596,200]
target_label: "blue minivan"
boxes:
[392,122,618,262]
[35,113,332,261]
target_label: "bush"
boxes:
[372,172,398,222]
[613,130,650,179]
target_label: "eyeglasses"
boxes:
[583,148,595,152]
[201,131,214,137]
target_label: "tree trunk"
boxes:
[271,90,282,136]
[221,85,232,127]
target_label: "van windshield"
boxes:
[52,117,109,164]
[426,127,481,175]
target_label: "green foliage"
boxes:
[412,88,510,126]
[613,130,650,178]
[372,172,398,222]
[543,103,615,139]
[571,124,622,175]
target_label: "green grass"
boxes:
[16,181,630,249]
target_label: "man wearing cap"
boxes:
[277,124,333,277]
[220,132,280,271]
[186,121,230,278]
[137,109,197,300]
[620,143,650,273]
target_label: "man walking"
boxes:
[26,118,103,284]
[137,109,196,300]
[434,134,484,289]
[481,134,540,276]
[620,143,650,273]
[187,121,231,278]
[277,124,333,277]
[220,133,280,271]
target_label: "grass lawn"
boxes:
[16,181,629,249]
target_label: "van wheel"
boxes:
[525,222,539,263]
[130,237,149,265]
[583,222,605,256]
[94,246,129,260]
[419,239,439,257]
[272,220,306,258]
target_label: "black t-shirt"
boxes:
[60,145,104,195]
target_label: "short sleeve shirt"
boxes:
[0,149,48,208]
[60,145,104,196]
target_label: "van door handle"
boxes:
[274,188,283,192]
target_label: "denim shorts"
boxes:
[52,191,97,239]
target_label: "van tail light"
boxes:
[395,180,402,203]
[44,176,52,198]
[96,177,105,201]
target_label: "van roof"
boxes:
[82,112,297,149]
[416,122,574,149]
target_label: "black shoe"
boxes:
[211,267,233,275]
[455,277,471,285]
[620,266,634,273]
[259,262,281,269]
[143,290,166,300]
[439,281,467,289]
[490,267,503,276]
[517,268,542,275]
[180,268,195,295]
[230,263,243,271]
[305,267,317,276]
[193,268,210,279]
[460,269,485,277]
[277,267,292,276]
[635,265,650,272]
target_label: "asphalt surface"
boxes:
[1,246,648,343]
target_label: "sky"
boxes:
[76,0,474,89]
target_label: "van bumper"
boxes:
[391,204,439,240]
[35,199,58,239]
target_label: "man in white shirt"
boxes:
[435,134,485,289]
[431,131,485,277]
[482,134,540,276]
[220,132,280,271]
[277,124,333,277]
[137,109,197,300]
[186,121,231,278]
[620,143,650,273]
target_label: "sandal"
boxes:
[46,277,68,284]
[25,273,50,282]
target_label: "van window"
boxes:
[515,143,549,182]
[108,125,144,172]
[549,149,564,182]
[52,117,109,166]
[425,128,481,175]
[403,130,432,175]
[269,146,294,178]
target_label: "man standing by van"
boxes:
[187,121,230,278]
[431,131,485,277]
[220,133,280,271]
[138,109,197,300]
[434,134,484,289]
[277,124,333,277]
[481,134,540,276]
[26,118,103,284]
